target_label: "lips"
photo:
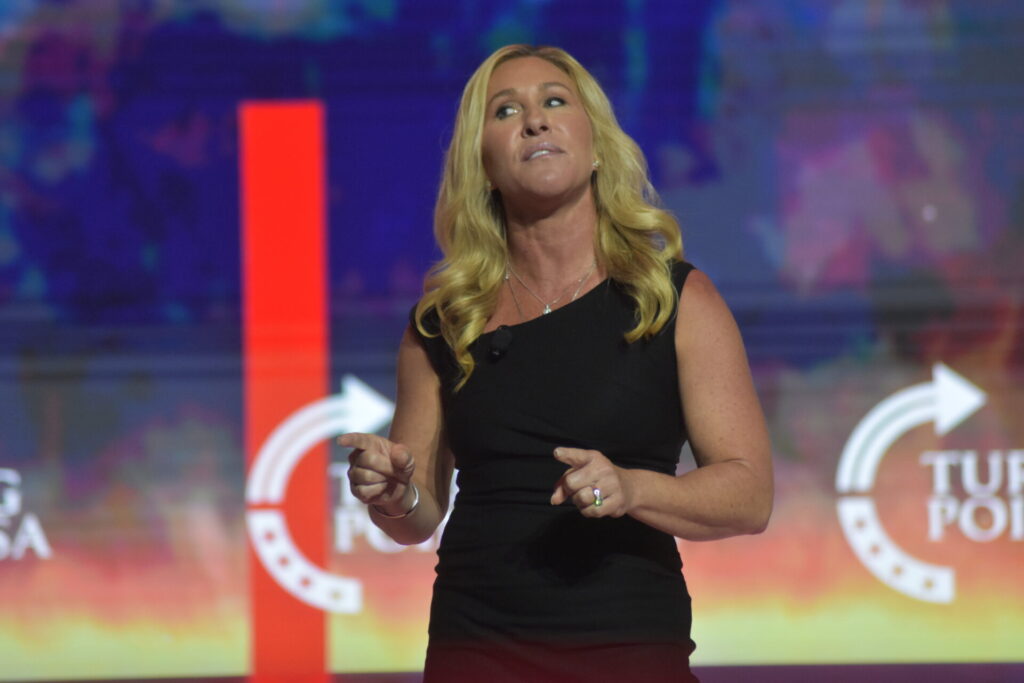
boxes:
[521,142,564,161]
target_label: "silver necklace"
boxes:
[507,276,526,321]
[505,259,597,315]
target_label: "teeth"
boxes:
[528,149,552,160]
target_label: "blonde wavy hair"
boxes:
[415,44,683,389]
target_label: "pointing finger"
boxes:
[553,447,594,468]
[338,432,378,451]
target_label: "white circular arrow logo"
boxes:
[246,374,394,613]
[835,363,986,603]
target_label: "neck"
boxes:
[503,185,600,290]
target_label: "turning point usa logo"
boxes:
[835,363,1022,604]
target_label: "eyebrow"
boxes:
[486,81,572,110]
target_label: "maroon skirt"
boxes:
[423,638,699,683]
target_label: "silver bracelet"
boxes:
[371,482,419,519]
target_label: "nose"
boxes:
[522,106,549,137]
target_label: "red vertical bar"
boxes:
[240,101,329,682]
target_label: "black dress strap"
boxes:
[409,303,457,384]
[671,259,696,293]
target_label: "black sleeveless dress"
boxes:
[414,262,698,683]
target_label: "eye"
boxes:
[545,96,566,108]
[495,103,519,120]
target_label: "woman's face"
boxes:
[481,56,594,208]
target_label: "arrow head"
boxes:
[933,363,986,436]
[338,374,395,434]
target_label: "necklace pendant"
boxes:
[543,305,552,315]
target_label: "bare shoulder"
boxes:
[396,325,440,389]
[679,267,718,302]
[675,269,741,349]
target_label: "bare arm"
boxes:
[341,326,453,545]
[625,270,773,539]
[551,270,773,540]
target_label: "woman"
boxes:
[341,44,772,682]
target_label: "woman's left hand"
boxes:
[550,447,633,518]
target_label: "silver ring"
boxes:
[592,486,603,508]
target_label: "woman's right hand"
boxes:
[338,432,417,516]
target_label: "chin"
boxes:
[521,175,587,199]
